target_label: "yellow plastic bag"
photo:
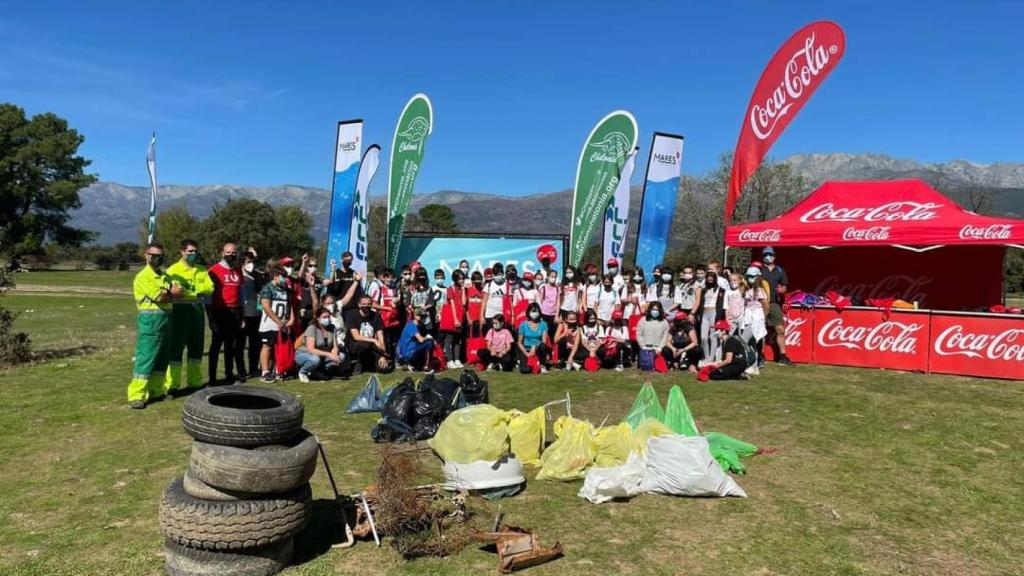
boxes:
[428,404,511,464]
[507,407,546,467]
[536,416,596,481]
[631,417,673,454]
[593,422,640,468]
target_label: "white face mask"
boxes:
[632,276,642,283]
[608,267,618,275]
[283,266,294,276]
[548,276,557,285]
[243,262,254,273]
[529,311,540,320]
[436,279,445,287]
[319,318,331,327]
[661,273,672,282]
[730,282,739,290]
[565,272,575,281]
[460,266,469,274]
[523,280,533,288]
[308,267,317,275]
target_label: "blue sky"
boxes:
[3,1,1022,197]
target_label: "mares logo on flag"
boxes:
[816,317,923,354]
[800,202,942,224]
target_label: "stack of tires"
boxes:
[159,386,318,576]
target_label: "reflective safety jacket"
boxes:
[166,259,215,303]
[133,265,172,312]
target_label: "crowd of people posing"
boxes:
[126,239,793,409]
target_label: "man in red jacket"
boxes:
[207,243,245,384]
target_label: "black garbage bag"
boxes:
[371,417,415,443]
[382,378,416,425]
[413,385,445,420]
[460,369,489,405]
[418,374,461,417]
[412,416,440,441]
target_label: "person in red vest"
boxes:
[207,243,245,384]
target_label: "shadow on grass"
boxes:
[292,498,363,565]
[32,345,99,361]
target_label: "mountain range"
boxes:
[72,153,1024,245]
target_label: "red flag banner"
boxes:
[725,20,846,223]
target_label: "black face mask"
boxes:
[473,281,483,289]
[342,259,353,268]
[587,319,597,326]
[223,254,237,266]
[603,284,613,291]
[567,321,577,328]
[359,305,371,314]
[149,254,165,267]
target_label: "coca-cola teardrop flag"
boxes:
[725,21,845,224]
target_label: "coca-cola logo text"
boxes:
[842,226,890,241]
[785,317,807,347]
[816,317,922,354]
[814,275,932,304]
[800,202,942,224]
[750,33,838,140]
[958,224,1013,241]
[738,229,782,243]
[933,325,1024,361]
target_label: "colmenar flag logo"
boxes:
[588,132,631,163]
[397,116,429,153]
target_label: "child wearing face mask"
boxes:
[537,270,561,343]
[673,266,697,316]
[649,266,676,314]
[559,266,582,321]
[240,252,262,377]
[725,273,745,333]
[583,264,602,313]
[553,312,583,370]
[512,272,539,328]
[581,310,603,364]
[636,302,670,370]
[595,274,621,324]
[695,271,727,365]
[440,269,467,369]
[431,268,447,308]
[397,310,437,372]
[600,310,630,371]
[516,302,551,374]
[477,314,515,372]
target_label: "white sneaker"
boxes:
[447,361,457,370]
[572,362,581,371]
[406,365,414,372]
[615,364,624,372]
[298,372,310,383]
[540,366,548,374]
[486,364,495,372]
[453,360,463,368]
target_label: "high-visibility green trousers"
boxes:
[127,312,170,403]
[166,302,205,391]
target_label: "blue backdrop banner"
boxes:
[326,120,362,267]
[394,236,565,277]
[635,132,683,275]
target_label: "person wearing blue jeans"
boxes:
[295,307,345,382]
[397,312,437,372]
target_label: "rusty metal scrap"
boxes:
[474,523,565,573]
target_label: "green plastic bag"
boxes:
[537,416,596,481]
[507,407,546,467]
[625,382,664,429]
[663,385,699,436]
[428,404,511,464]
[705,432,758,475]
[593,422,639,468]
[631,417,673,454]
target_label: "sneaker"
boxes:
[572,362,582,371]
[777,354,794,366]
[745,365,760,376]
[260,372,275,384]
[486,364,495,372]
[615,364,624,373]
[298,371,310,383]
[540,366,548,374]
[129,400,146,410]
[453,360,463,368]
[406,364,415,372]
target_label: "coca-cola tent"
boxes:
[726,180,1024,310]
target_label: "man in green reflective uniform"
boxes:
[127,243,181,409]
[164,238,214,394]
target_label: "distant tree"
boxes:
[0,267,30,366]
[202,199,314,262]
[0,104,97,255]
[367,205,387,269]
[273,205,315,258]
[143,204,203,259]
[417,204,457,233]
[95,242,142,271]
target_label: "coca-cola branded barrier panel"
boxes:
[775,245,1004,311]
[813,308,931,372]
[778,306,1024,379]
[929,313,1024,380]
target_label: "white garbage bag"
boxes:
[577,453,646,504]
[639,435,747,498]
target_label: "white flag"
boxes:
[146,133,157,243]
[603,148,638,272]
[349,145,381,278]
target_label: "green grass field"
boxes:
[1,271,1022,575]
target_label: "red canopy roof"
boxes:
[725,179,1024,248]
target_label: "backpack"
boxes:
[732,336,757,367]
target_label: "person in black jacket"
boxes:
[708,320,750,380]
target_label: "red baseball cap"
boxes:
[279,256,295,266]
[713,320,731,331]
[607,258,619,266]
[750,261,763,269]
[523,272,534,281]
[675,312,688,321]
[484,267,494,279]
[612,309,623,320]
